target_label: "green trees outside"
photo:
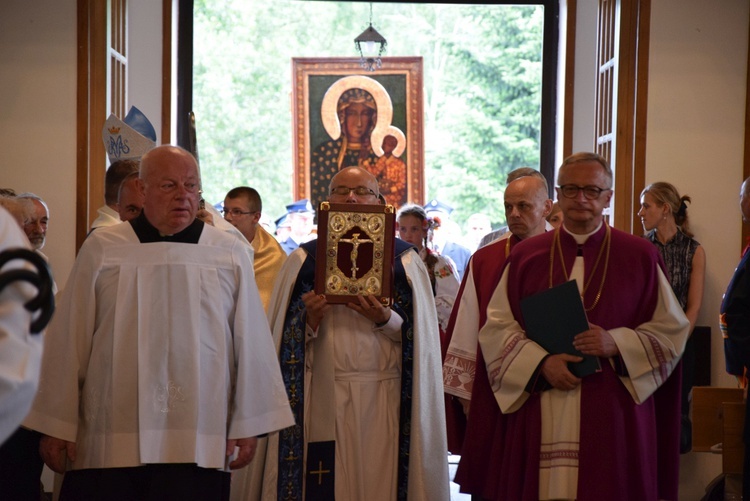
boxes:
[193,0,542,231]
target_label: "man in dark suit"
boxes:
[721,176,750,501]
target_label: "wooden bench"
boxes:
[692,386,745,474]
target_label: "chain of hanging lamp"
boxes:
[354,2,387,72]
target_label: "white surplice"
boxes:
[0,207,41,444]
[24,221,294,470]
[89,204,121,230]
[443,233,510,401]
[243,245,450,501]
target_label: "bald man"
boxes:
[26,145,293,501]
[477,166,555,248]
[243,167,449,501]
[442,175,552,495]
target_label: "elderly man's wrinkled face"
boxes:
[140,148,201,235]
[23,199,49,250]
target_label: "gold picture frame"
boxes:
[292,57,424,211]
[315,202,396,305]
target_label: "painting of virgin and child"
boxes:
[292,57,424,212]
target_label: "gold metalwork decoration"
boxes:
[325,209,387,298]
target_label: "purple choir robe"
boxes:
[480,224,688,501]
[442,234,518,494]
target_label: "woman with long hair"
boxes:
[638,181,706,453]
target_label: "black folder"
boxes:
[520,280,601,378]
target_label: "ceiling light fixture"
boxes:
[354,3,387,72]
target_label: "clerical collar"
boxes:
[130,211,204,244]
[561,220,603,245]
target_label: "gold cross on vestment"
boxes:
[309,460,331,485]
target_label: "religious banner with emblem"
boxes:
[292,57,424,212]
[315,202,396,305]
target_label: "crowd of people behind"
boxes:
[263,190,564,278]
[8,143,750,501]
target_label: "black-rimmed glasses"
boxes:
[557,185,611,200]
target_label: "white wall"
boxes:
[571,0,598,154]
[0,0,164,292]
[571,0,748,389]
[0,0,78,290]
[0,1,78,493]
[647,1,747,497]
[647,0,748,388]
[570,1,749,497]
[128,0,164,145]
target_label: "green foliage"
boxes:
[193,0,543,231]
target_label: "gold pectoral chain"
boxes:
[548,224,611,312]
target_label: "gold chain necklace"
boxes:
[548,224,611,312]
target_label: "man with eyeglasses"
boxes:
[477,152,689,500]
[223,186,286,311]
[26,146,294,501]
[245,166,449,501]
